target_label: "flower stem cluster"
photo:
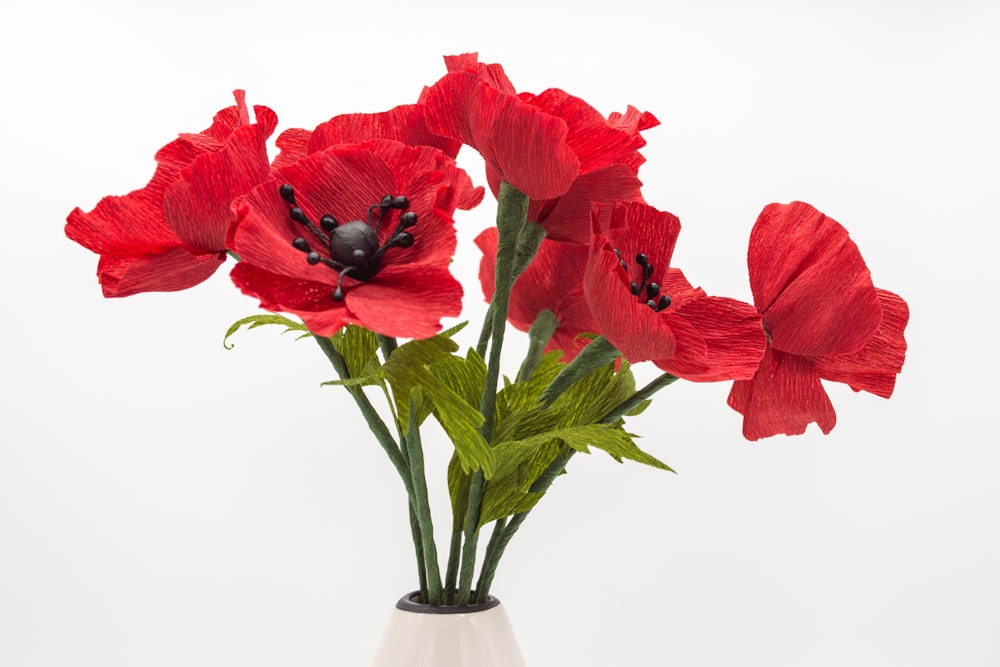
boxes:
[66,54,909,608]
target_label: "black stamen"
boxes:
[279,184,418,301]
[613,247,672,313]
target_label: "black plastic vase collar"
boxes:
[396,591,501,614]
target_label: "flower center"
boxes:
[279,184,417,301]
[613,249,671,312]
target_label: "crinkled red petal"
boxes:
[584,238,677,362]
[520,89,652,176]
[344,264,463,339]
[812,288,909,397]
[727,347,837,441]
[165,104,277,253]
[529,165,645,244]
[749,201,882,357]
[654,296,765,381]
[98,248,224,297]
[423,70,579,200]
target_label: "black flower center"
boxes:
[279,184,417,301]
[613,248,671,312]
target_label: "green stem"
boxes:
[458,181,531,605]
[456,469,484,605]
[313,336,413,498]
[443,527,462,602]
[406,393,443,605]
[474,517,507,603]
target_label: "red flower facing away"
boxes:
[583,202,765,380]
[66,91,276,297]
[423,53,658,214]
[476,228,597,362]
[229,139,480,339]
[728,202,909,440]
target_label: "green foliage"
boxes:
[223,314,310,350]
[383,335,494,478]
[449,352,673,528]
[331,325,381,381]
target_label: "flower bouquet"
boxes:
[65,53,908,661]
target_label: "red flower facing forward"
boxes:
[229,139,480,339]
[476,229,597,362]
[728,202,909,440]
[584,202,765,380]
[66,91,277,297]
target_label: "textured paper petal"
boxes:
[728,347,837,440]
[749,202,882,357]
[165,104,277,252]
[813,288,909,397]
[423,69,579,199]
[97,249,224,298]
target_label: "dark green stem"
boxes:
[406,393,443,605]
[313,336,413,498]
[458,181,531,605]
[443,527,462,602]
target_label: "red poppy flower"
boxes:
[425,54,658,241]
[421,53,580,200]
[475,228,597,362]
[229,139,479,339]
[727,202,909,440]
[583,201,765,379]
[66,91,276,297]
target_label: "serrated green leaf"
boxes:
[503,423,672,472]
[478,437,565,526]
[491,354,637,446]
[330,325,380,379]
[384,335,494,477]
[223,314,310,350]
[625,398,652,417]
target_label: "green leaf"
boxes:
[331,325,380,379]
[384,335,494,477]
[537,335,621,406]
[478,437,565,526]
[223,314,310,350]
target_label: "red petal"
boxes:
[727,347,837,441]
[812,288,909,397]
[98,248,224,297]
[520,89,653,176]
[165,104,277,253]
[749,202,882,357]
[654,296,765,381]
[272,128,311,170]
[584,239,677,362]
[345,265,463,339]
[529,165,645,244]
[423,70,579,199]
[230,262,359,334]
[308,104,462,159]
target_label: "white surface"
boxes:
[1,1,998,666]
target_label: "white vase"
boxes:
[371,591,527,667]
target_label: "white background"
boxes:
[2,1,997,665]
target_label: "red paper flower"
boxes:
[476,229,597,362]
[66,91,276,297]
[727,202,909,440]
[583,202,765,380]
[229,139,479,339]
[425,54,658,242]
